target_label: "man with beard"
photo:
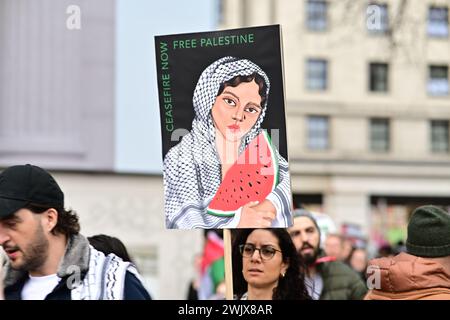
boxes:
[0,164,151,300]
[288,209,367,300]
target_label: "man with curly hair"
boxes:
[0,164,150,300]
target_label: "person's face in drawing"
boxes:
[211,77,264,142]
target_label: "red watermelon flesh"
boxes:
[207,130,279,217]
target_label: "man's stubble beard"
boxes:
[15,223,49,273]
[298,243,320,267]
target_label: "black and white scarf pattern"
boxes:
[164,56,293,229]
[70,246,141,300]
[3,234,144,300]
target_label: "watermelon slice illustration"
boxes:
[207,130,279,217]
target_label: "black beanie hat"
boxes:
[406,205,450,258]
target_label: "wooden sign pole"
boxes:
[223,229,233,300]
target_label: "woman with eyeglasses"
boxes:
[232,228,311,300]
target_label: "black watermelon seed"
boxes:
[256,191,259,195]
[249,182,252,187]
[257,181,261,184]
[240,186,243,191]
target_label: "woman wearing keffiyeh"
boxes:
[163,57,293,229]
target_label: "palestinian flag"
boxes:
[198,231,224,300]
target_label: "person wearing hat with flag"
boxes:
[365,205,450,300]
[0,164,151,300]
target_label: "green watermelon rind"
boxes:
[206,130,280,217]
[206,208,236,217]
[263,130,279,190]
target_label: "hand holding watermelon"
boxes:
[207,131,279,219]
[236,200,276,228]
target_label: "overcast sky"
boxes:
[115,0,218,174]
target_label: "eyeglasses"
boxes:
[239,243,282,261]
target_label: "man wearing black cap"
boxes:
[288,209,367,300]
[365,205,450,300]
[0,164,151,300]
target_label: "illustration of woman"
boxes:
[163,56,292,229]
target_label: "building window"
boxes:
[428,65,449,96]
[367,3,389,34]
[307,116,329,150]
[431,120,449,153]
[306,59,328,90]
[306,0,327,31]
[428,6,449,37]
[370,118,390,152]
[369,63,389,92]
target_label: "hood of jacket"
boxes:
[365,252,450,299]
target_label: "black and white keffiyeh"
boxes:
[163,56,292,229]
[3,234,144,300]
[71,246,142,300]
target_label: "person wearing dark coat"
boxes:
[288,209,367,300]
[0,164,151,300]
[365,205,450,300]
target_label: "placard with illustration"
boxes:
[155,25,293,229]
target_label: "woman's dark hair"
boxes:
[232,228,311,300]
[25,203,80,237]
[88,234,133,263]
[217,72,268,107]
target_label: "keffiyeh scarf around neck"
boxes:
[163,57,271,229]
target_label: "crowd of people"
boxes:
[190,206,450,300]
[1,164,449,300]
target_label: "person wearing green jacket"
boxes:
[288,209,367,300]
